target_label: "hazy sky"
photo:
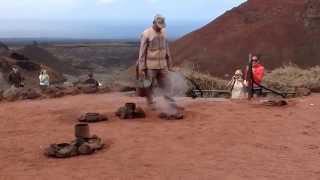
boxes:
[0,0,247,39]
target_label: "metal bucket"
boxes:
[125,103,136,112]
[75,123,90,139]
[136,79,152,97]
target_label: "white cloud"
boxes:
[97,0,116,5]
[0,0,78,19]
[146,0,158,3]
[0,0,77,10]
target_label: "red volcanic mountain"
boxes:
[171,0,320,77]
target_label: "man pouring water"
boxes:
[136,14,176,110]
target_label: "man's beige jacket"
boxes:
[137,27,171,70]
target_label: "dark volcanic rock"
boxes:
[10,52,29,61]
[3,87,23,101]
[77,84,99,94]
[20,88,42,100]
[0,89,3,101]
[116,103,146,119]
[260,99,288,107]
[2,87,42,101]
[296,87,312,96]
[0,42,9,56]
[159,111,184,120]
[78,113,108,123]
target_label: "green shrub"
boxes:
[178,65,228,90]
[181,64,320,97]
[264,65,320,92]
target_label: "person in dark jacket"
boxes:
[8,67,24,88]
[84,73,99,87]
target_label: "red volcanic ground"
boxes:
[0,93,320,180]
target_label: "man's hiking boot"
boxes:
[169,102,185,111]
[159,102,185,120]
[159,111,184,120]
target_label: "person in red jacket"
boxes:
[244,55,265,97]
[251,55,265,96]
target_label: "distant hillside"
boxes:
[0,43,65,89]
[0,41,9,56]
[45,42,138,73]
[18,44,80,75]
[171,0,320,77]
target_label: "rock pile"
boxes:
[78,113,108,123]
[45,135,104,158]
[116,103,146,119]
[260,99,288,107]
[45,124,105,158]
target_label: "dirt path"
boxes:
[0,93,320,180]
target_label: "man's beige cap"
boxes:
[154,14,166,29]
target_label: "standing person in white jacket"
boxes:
[39,69,50,90]
[227,69,246,99]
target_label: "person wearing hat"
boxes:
[245,55,265,97]
[8,67,24,88]
[227,69,246,99]
[136,14,174,108]
[84,73,99,88]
